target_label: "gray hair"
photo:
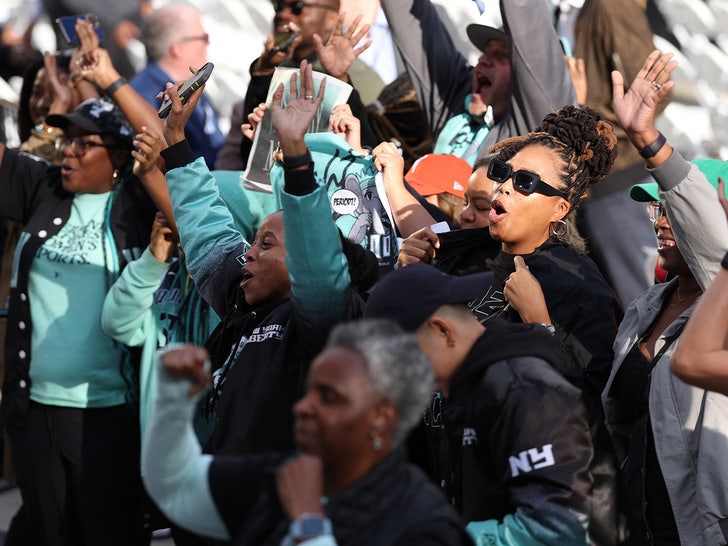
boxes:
[141,5,200,61]
[325,319,433,447]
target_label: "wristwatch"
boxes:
[289,514,332,541]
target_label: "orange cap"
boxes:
[404,154,472,199]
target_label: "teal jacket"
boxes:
[159,141,361,456]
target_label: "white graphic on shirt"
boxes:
[462,427,478,446]
[508,444,555,477]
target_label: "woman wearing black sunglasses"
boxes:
[456,104,624,546]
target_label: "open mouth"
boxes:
[657,237,676,251]
[240,269,254,289]
[489,198,507,223]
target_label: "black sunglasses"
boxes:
[487,158,568,199]
[272,0,338,15]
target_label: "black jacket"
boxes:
[203,288,365,456]
[209,450,474,546]
[435,320,594,544]
[0,149,155,428]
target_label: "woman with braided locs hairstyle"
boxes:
[467,104,626,546]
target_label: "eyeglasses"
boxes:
[646,201,667,224]
[55,136,116,157]
[181,33,210,44]
[235,242,252,267]
[272,0,338,15]
[487,158,568,199]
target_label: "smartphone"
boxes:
[55,14,105,46]
[272,30,301,52]
[559,36,573,58]
[157,62,215,119]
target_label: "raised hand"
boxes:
[162,79,205,146]
[255,22,303,74]
[43,51,73,115]
[132,126,163,178]
[270,60,325,155]
[329,104,364,153]
[612,50,676,141]
[314,13,371,81]
[241,102,267,142]
[149,211,178,263]
[160,344,211,396]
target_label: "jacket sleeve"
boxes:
[163,143,248,318]
[0,148,53,223]
[142,345,230,541]
[484,0,576,149]
[101,247,170,347]
[650,150,728,291]
[469,361,592,546]
[280,168,351,329]
[379,0,472,137]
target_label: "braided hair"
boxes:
[490,105,618,209]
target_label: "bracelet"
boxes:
[638,132,667,159]
[722,250,728,270]
[104,76,128,96]
[282,149,313,170]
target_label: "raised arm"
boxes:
[161,82,247,317]
[142,344,230,540]
[372,141,437,237]
[613,51,728,290]
[271,61,352,328]
[484,0,576,149]
[379,0,472,137]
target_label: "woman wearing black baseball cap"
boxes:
[0,94,157,546]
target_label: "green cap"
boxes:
[630,158,728,202]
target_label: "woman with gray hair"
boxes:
[142,319,471,545]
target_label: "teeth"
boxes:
[658,239,676,248]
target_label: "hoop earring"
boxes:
[550,219,568,238]
[371,430,383,451]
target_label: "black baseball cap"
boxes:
[364,264,493,332]
[46,97,135,148]
[466,23,507,53]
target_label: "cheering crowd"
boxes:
[1,0,727,545]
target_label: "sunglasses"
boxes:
[272,0,338,15]
[646,201,667,224]
[487,158,568,199]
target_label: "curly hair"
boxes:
[490,105,618,208]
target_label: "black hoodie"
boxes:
[427,319,594,544]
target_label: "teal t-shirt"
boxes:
[28,192,127,408]
[433,94,492,167]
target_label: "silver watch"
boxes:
[289,514,332,541]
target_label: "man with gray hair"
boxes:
[130,4,224,168]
